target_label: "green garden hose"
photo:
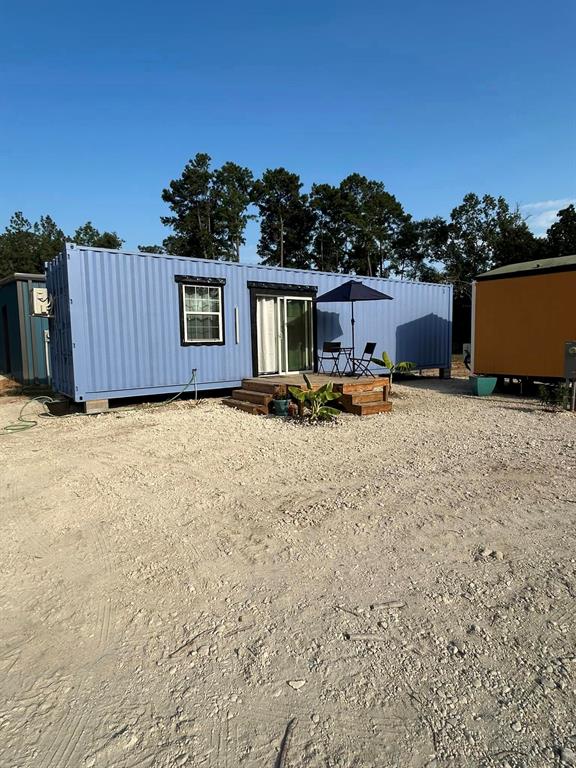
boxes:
[2,396,57,434]
[2,370,199,434]
[144,368,198,409]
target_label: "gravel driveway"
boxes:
[1,379,575,767]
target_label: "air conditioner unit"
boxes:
[31,287,52,317]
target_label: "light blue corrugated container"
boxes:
[45,244,452,403]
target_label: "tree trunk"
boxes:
[279,215,284,268]
[196,206,206,259]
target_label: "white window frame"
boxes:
[182,283,224,344]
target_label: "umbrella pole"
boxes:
[351,301,355,375]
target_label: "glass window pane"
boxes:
[183,285,222,342]
[184,286,199,311]
[286,299,312,371]
[186,314,220,341]
[187,287,208,312]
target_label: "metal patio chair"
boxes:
[351,342,377,378]
[318,341,342,375]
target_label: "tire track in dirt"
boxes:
[27,521,117,767]
[46,710,88,768]
[95,597,112,649]
[84,520,116,652]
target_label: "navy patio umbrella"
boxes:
[315,280,394,373]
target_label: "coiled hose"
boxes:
[1,370,199,434]
[1,396,57,434]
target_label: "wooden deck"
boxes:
[222,373,392,416]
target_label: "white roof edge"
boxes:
[62,242,450,289]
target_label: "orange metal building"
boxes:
[472,255,576,379]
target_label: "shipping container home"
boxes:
[472,254,576,380]
[45,244,453,405]
[0,273,50,385]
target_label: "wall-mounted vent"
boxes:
[31,287,52,317]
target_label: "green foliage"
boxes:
[2,154,567,314]
[538,382,570,411]
[72,221,124,249]
[212,162,254,261]
[161,152,215,259]
[441,193,540,299]
[544,204,576,258]
[390,217,449,282]
[309,175,406,277]
[252,168,315,268]
[0,212,64,278]
[138,244,165,254]
[0,211,128,279]
[288,374,341,421]
[370,351,414,391]
[371,351,414,374]
[338,173,406,277]
[161,153,254,261]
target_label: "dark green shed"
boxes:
[0,273,50,385]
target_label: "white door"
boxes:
[257,297,279,374]
[256,295,314,375]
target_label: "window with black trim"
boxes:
[181,283,224,343]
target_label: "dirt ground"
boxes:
[1,379,575,768]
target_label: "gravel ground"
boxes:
[1,378,575,768]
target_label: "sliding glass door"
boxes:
[256,297,279,375]
[256,295,313,375]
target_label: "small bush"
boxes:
[288,374,342,422]
[538,382,570,411]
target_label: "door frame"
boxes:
[247,281,318,377]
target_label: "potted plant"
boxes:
[288,374,342,421]
[271,390,291,416]
[469,375,498,396]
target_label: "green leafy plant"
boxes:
[288,374,342,422]
[538,382,570,411]
[370,351,415,392]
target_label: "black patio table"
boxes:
[338,346,354,375]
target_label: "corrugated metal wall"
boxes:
[46,251,75,397]
[473,272,576,378]
[0,276,50,384]
[46,244,452,402]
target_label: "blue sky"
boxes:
[1,0,574,262]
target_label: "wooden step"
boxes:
[334,377,390,395]
[346,401,393,416]
[340,391,387,407]
[241,379,283,395]
[232,388,273,406]
[222,398,267,415]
